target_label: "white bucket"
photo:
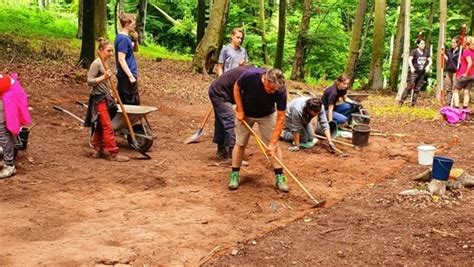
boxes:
[417,145,436,165]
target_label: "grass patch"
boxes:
[365,95,439,120]
[0,4,77,39]
[139,43,192,61]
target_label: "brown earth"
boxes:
[0,40,473,266]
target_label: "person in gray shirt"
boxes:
[217,28,249,76]
[281,97,336,152]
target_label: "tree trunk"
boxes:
[115,0,125,34]
[274,0,286,69]
[436,0,447,102]
[258,0,269,65]
[94,0,107,39]
[344,0,367,89]
[290,0,312,81]
[426,0,434,49]
[196,0,206,45]
[76,0,83,39]
[79,0,95,69]
[389,0,405,92]
[136,0,148,44]
[367,0,386,91]
[396,0,411,100]
[192,0,230,74]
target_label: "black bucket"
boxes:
[315,120,338,139]
[18,127,30,150]
[352,124,371,146]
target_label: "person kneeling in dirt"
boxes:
[208,65,253,160]
[322,74,361,126]
[84,38,130,162]
[230,68,288,192]
[280,97,336,152]
[0,73,32,179]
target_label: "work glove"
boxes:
[328,141,337,151]
[288,145,300,152]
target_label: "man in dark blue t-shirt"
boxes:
[229,68,289,192]
[115,13,140,105]
[322,74,360,125]
[208,65,253,159]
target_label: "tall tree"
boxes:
[94,0,107,39]
[426,0,434,48]
[196,0,206,45]
[436,0,447,102]
[136,0,148,44]
[396,0,411,100]
[274,0,286,69]
[115,0,125,34]
[367,0,386,91]
[192,0,230,73]
[258,0,269,64]
[389,0,405,92]
[290,0,312,81]
[79,0,96,69]
[344,0,367,89]
[76,0,83,39]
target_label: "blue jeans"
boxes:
[331,103,352,124]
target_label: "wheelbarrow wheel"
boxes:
[126,124,154,152]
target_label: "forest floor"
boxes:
[0,37,473,266]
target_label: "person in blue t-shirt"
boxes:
[115,13,140,105]
[229,68,289,192]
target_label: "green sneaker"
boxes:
[275,173,289,192]
[228,171,240,190]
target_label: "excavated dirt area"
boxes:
[0,41,473,265]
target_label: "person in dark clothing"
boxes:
[115,13,140,105]
[399,39,432,106]
[322,74,361,125]
[208,65,253,159]
[85,38,129,162]
[443,37,460,105]
[229,68,288,192]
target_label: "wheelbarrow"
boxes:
[53,103,157,152]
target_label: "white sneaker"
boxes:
[0,165,17,179]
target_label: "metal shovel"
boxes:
[184,107,213,144]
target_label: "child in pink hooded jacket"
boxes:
[0,73,32,179]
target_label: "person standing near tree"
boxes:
[399,39,432,106]
[443,37,461,105]
[229,68,288,192]
[453,36,474,109]
[217,28,249,77]
[115,13,140,105]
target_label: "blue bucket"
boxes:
[431,156,454,181]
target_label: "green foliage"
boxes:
[368,96,439,120]
[0,3,76,38]
[139,42,191,61]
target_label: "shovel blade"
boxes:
[184,128,203,144]
[130,140,152,159]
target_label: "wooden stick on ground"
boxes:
[241,120,325,207]
[314,134,356,148]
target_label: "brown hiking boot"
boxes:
[91,150,105,159]
[109,154,130,162]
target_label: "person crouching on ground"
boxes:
[281,97,337,152]
[322,74,361,126]
[84,38,129,162]
[208,65,253,160]
[229,68,288,192]
[0,73,32,179]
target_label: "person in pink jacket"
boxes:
[0,73,32,179]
